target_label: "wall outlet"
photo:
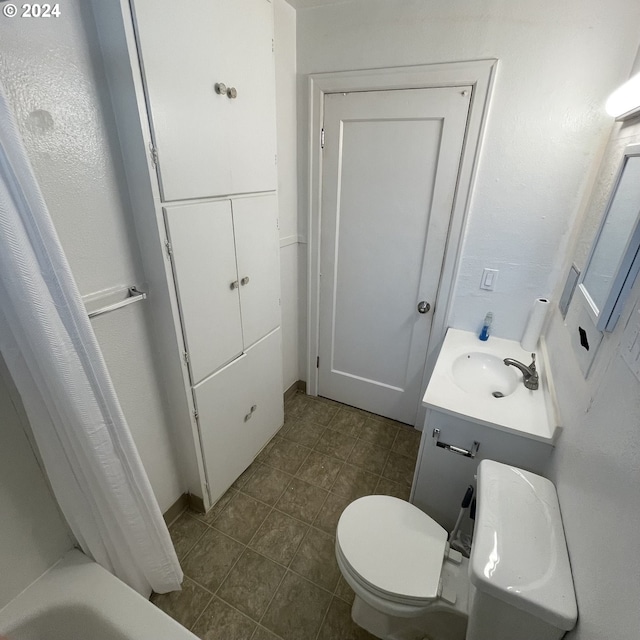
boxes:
[480,268,498,291]
[621,297,640,382]
[566,297,603,378]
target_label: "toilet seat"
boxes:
[336,495,448,605]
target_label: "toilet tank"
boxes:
[467,460,577,640]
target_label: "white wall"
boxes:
[296,0,640,343]
[543,107,640,640]
[275,0,302,389]
[0,358,72,610]
[0,0,183,512]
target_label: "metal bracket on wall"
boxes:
[432,428,480,459]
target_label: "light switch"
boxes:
[480,268,499,291]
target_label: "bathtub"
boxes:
[0,550,198,640]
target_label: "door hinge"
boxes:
[183,350,190,364]
[193,410,199,420]
[275,153,278,165]
[316,356,320,368]
[149,142,159,167]
[165,240,173,259]
[272,38,275,53]
[276,217,280,230]
[320,128,325,149]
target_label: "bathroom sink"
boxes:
[423,329,560,443]
[452,352,519,398]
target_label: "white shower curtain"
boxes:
[0,82,183,596]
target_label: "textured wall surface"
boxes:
[0,358,72,609]
[544,111,640,640]
[0,1,183,512]
[275,0,301,389]
[296,0,640,340]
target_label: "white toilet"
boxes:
[335,460,578,640]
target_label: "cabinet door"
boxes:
[194,329,283,504]
[233,194,281,348]
[165,201,243,383]
[193,354,251,504]
[244,328,284,456]
[225,0,277,196]
[131,0,276,201]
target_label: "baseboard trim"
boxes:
[284,379,306,402]
[163,492,206,524]
[188,493,205,514]
[163,493,189,526]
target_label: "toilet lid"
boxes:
[337,495,447,601]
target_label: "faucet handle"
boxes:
[529,352,536,370]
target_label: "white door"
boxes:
[318,87,471,425]
[164,201,243,384]
[233,195,281,349]
[131,0,276,201]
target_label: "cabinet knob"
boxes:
[240,276,250,286]
[230,280,239,290]
[215,82,227,95]
[227,87,238,99]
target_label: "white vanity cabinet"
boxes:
[130,0,277,201]
[411,409,554,531]
[164,194,281,385]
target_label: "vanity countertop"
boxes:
[423,328,560,443]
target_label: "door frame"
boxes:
[305,60,498,426]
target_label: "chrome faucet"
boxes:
[503,353,539,390]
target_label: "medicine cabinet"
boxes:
[578,143,640,331]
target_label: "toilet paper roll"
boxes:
[521,298,551,352]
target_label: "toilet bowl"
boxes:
[336,494,469,640]
[335,460,578,640]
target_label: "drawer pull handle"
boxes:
[432,428,479,459]
[215,82,227,95]
[240,276,250,286]
[230,280,239,290]
[244,405,258,422]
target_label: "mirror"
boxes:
[579,143,640,331]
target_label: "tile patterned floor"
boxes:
[152,392,422,640]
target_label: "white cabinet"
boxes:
[233,196,281,349]
[165,194,281,385]
[95,0,283,509]
[411,409,554,531]
[131,0,277,201]
[194,328,283,503]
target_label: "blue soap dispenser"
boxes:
[479,312,493,341]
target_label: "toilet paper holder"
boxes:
[432,428,480,459]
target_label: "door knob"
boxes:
[227,87,238,99]
[230,280,239,290]
[240,276,250,286]
[417,301,431,314]
[215,82,227,95]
